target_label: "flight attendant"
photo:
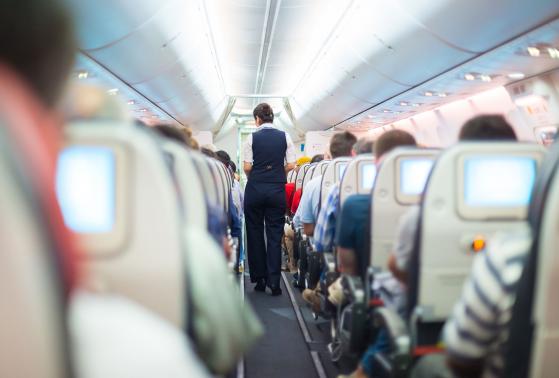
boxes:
[243,103,296,295]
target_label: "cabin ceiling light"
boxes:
[399,101,410,106]
[548,47,559,59]
[127,100,135,105]
[464,73,476,81]
[77,71,89,80]
[527,46,541,57]
[423,91,434,97]
[139,108,148,112]
[382,109,392,113]
[107,88,119,96]
[479,74,492,82]
[507,72,525,80]
[411,103,421,107]
[437,92,447,98]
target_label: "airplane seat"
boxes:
[339,155,376,208]
[160,140,208,230]
[0,64,80,378]
[503,141,559,378]
[311,160,329,180]
[60,121,188,329]
[295,162,310,192]
[189,152,220,210]
[319,157,352,208]
[302,163,317,189]
[287,168,296,183]
[370,148,439,271]
[374,142,545,376]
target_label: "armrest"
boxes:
[341,275,365,303]
[322,252,336,272]
[372,307,412,378]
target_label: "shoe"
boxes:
[270,286,282,296]
[254,279,266,292]
[302,289,321,313]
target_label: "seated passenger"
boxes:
[293,132,357,235]
[312,137,374,253]
[387,115,518,284]
[287,156,312,214]
[342,115,519,378]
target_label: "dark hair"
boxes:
[329,131,357,159]
[459,115,517,141]
[0,0,77,107]
[230,161,237,173]
[354,138,374,155]
[153,124,190,147]
[253,103,274,123]
[216,150,231,165]
[311,154,324,163]
[201,147,217,159]
[374,129,416,159]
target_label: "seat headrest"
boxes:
[339,155,376,207]
[320,157,352,205]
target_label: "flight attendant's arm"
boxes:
[243,134,253,177]
[284,133,296,174]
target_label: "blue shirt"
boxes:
[335,194,371,278]
[294,175,322,228]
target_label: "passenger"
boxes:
[153,124,193,146]
[312,135,373,253]
[334,130,416,378]
[311,154,325,163]
[0,0,211,376]
[411,115,520,378]
[293,132,357,235]
[201,147,217,159]
[243,103,296,295]
[342,115,518,378]
[288,156,312,215]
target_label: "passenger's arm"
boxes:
[337,246,358,275]
[285,162,295,174]
[243,162,252,176]
[388,253,408,284]
[303,223,315,237]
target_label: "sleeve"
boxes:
[299,188,315,224]
[335,197,357,249]
[285,133,297,164]
[243,134,253,163]
[393,206,420,272]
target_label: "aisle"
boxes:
[243,273,319,378]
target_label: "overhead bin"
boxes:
[398,0,559,53]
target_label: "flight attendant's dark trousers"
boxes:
[244,180,286,289]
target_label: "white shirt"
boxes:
[243,123,296,165]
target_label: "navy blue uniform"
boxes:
[244,126,291,289]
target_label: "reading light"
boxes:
[527,46,541,57]
[548,47,559,59]
[423,91,433,97]
[382,109,392,113]
[479,74,492,82]
[464,73,476,81]
[77,71,89,80]
[139,108,148,112]
[367,114,374,118]
[411,103,421,107]
[127,100,135,105]
[437,92,447,98]
[107,88,119,96]
[399,101,409,106]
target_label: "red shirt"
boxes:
[291,188,303,215]
[285,182,295,210]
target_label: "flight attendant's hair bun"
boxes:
[253,103,274,123]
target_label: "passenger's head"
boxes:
[311,154,324,163]
[458,114,517,141]
[353,138,374,155]
[0,0,77,108]
[329,131,357,159]
[153,124,191,147]
[201,147,217,159]
[190,138,200,150]
[374,129,416,160]
[296,156,311,166]
[253,103,274,125]
[216,150,231,165]
[230,161,237,173]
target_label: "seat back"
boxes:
[411,143,544,323]
[287,169,296,183]
[504,141,559,378]
[339,155,376,207]
[312,161,329,180]
[161,141,208,229]
[189,153,220,211]
[320,157,352,206]
[295,163,310,191]
[303,163,317,189]
[207,159,227,212]
[58,121,187,328]
[370,148,439,269]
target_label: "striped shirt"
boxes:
[443,228,532,378]
[313,183,340,252]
